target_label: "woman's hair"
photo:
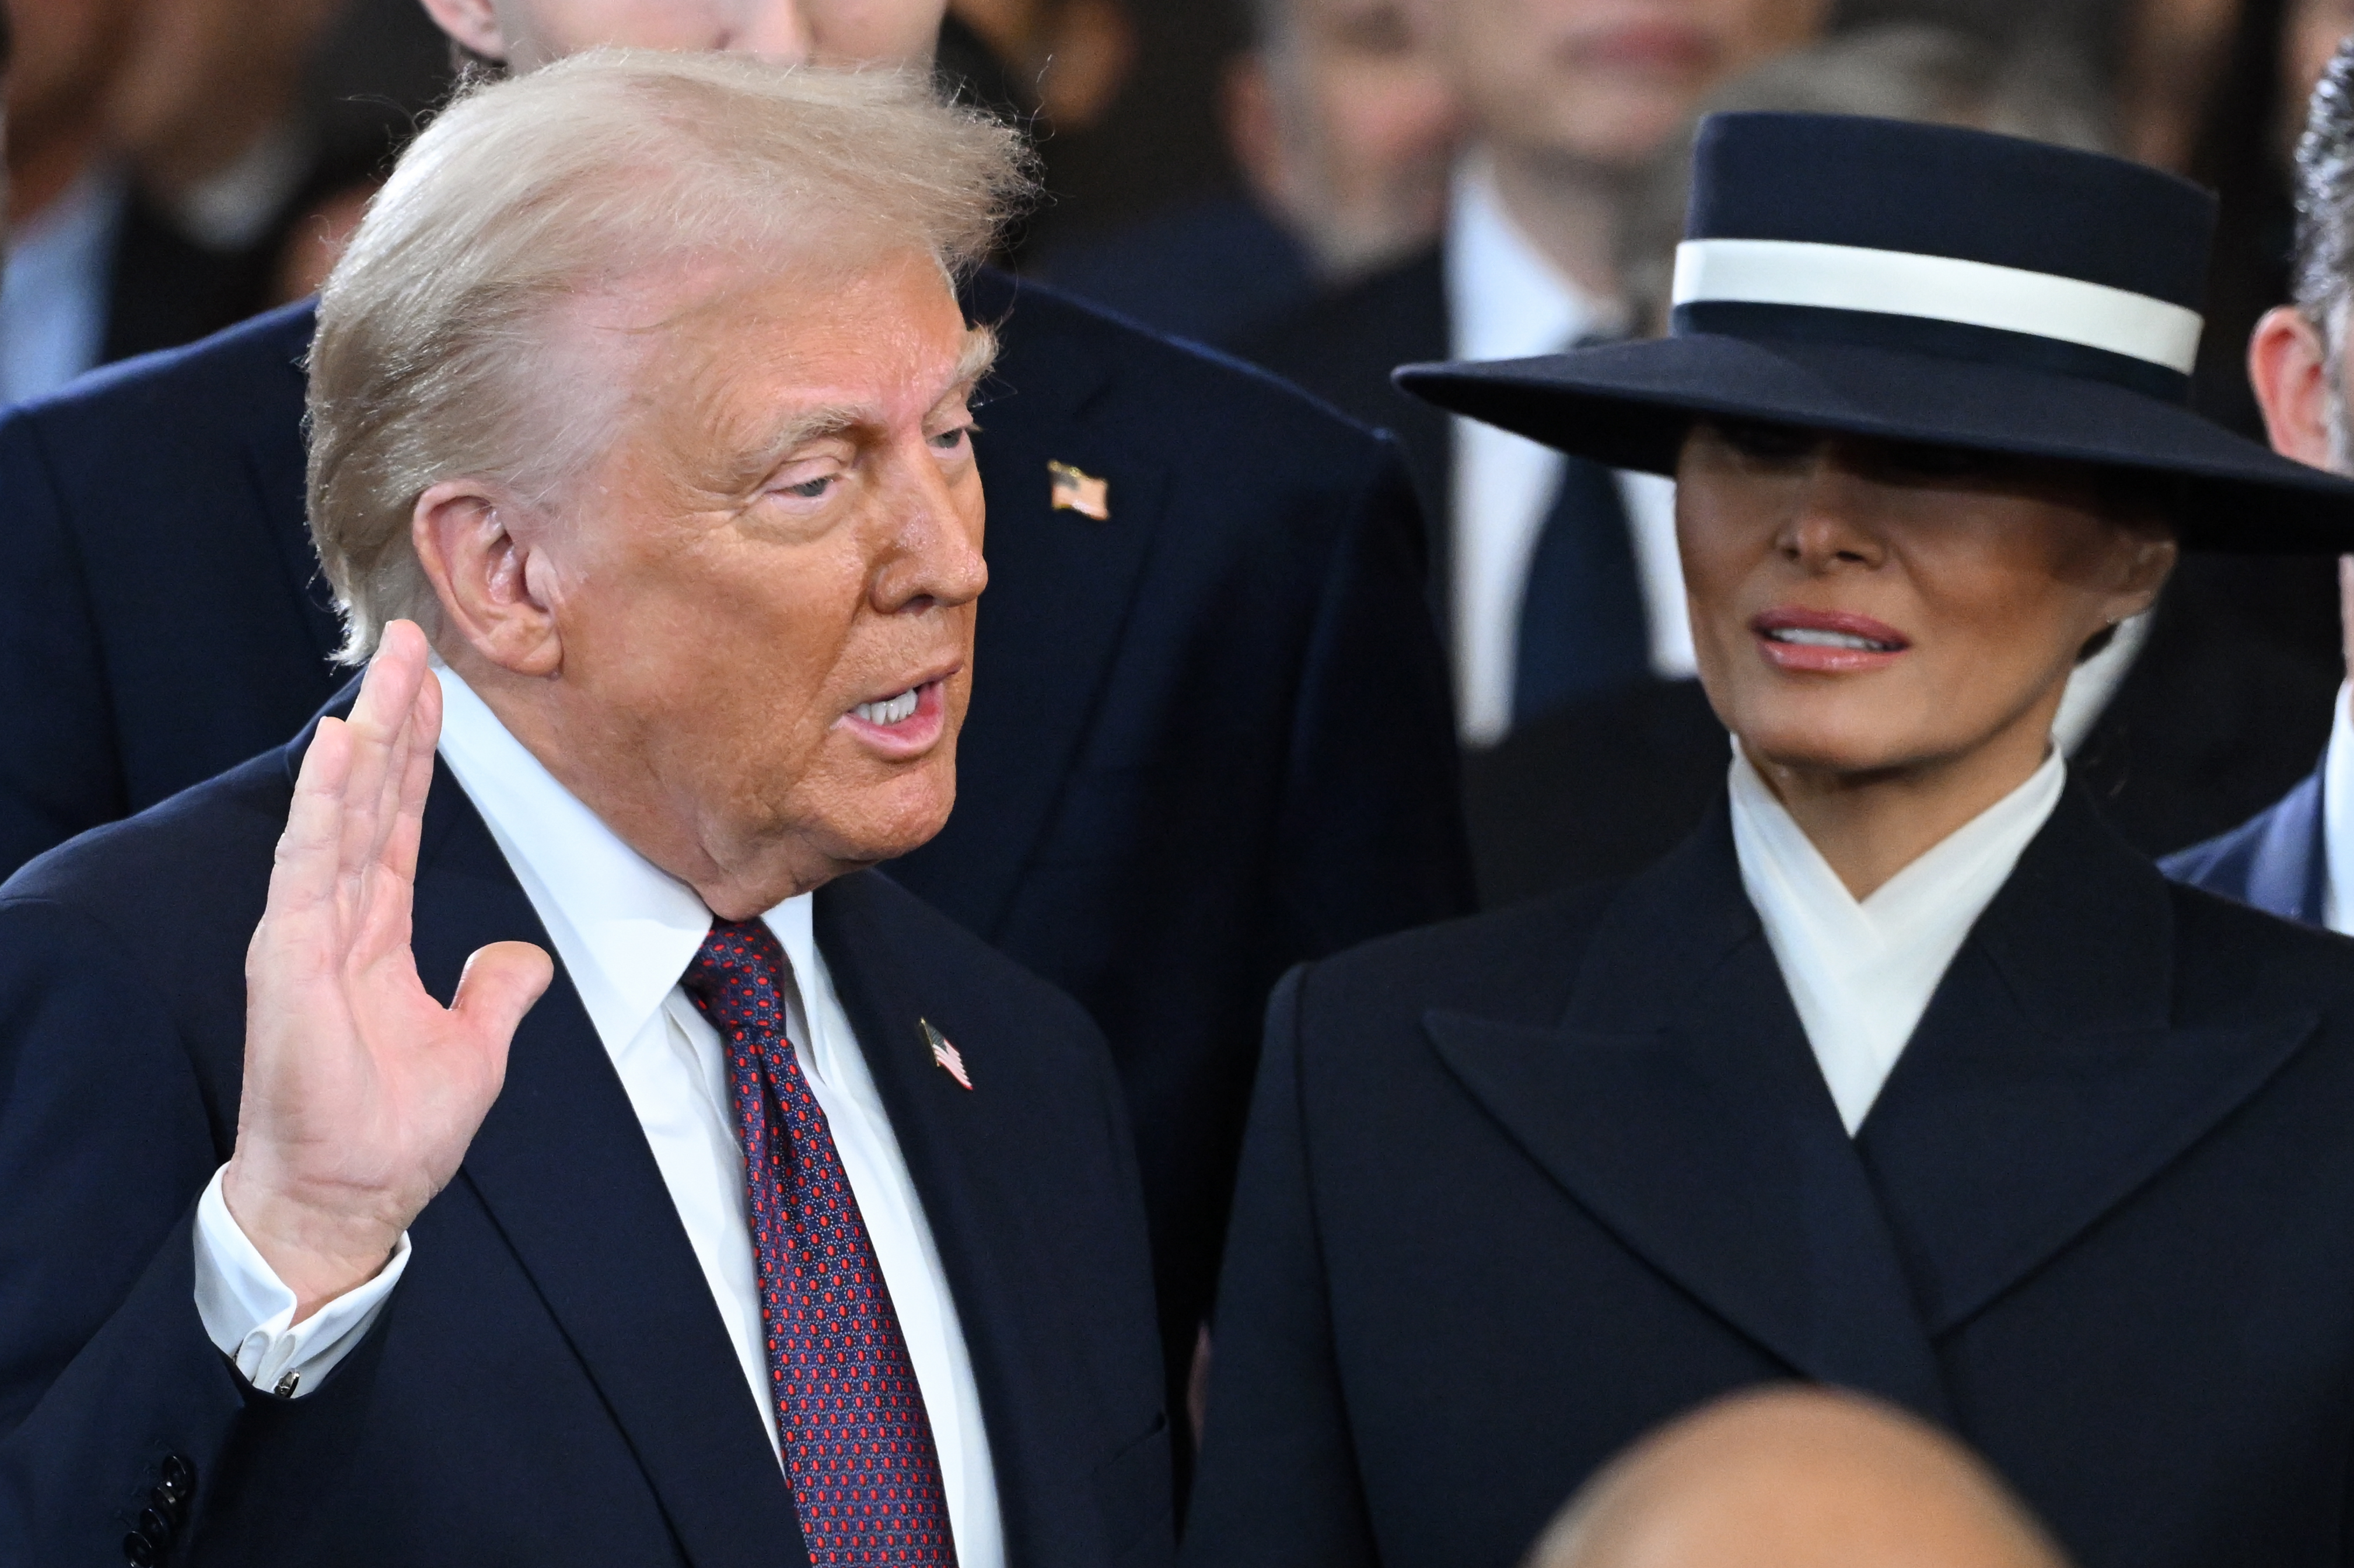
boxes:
[306,49,1036,663]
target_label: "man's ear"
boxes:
[414,0,509,62]
[411,480,562,677]
[2248,304,2338,468]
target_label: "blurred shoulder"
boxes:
[970,268,1393,465]
[4,299,315,446]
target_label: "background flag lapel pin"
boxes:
[1048,460,1110,520]
[921,1019,973,1090]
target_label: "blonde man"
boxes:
[0,54,1171,1568]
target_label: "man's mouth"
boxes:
[852,686,924,727]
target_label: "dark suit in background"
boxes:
[2160,765,2327,923]
[0,270,1474,1437]
[1038,194,1318,350]
[1183,789,2354,1568]
[0,719,1171,1568]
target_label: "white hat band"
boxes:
[1671,238,2203,373]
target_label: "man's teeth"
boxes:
[855,688,921,725]
[1767,627,1901,652]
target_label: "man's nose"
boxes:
[875,452,988,612]
[727,0,818,62]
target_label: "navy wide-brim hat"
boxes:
[1395,113,2354,552]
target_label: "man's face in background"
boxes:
[1227,0,1464,278]
[419,0,947,71]
[1411,0,1829,172]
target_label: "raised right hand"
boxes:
[222,621,552,1320]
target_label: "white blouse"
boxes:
[1729,745,2066,1133]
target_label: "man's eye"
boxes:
[929,425,973,452]
[784,475,834,499]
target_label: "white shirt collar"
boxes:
[431,663,812,1048]
[1729,744,2067,1133]
[1444,153,1617,362]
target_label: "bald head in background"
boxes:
[1526,1388,2071,1568]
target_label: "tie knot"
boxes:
[682,917,792,1038]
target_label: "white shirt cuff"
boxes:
[191,1166,411,1398]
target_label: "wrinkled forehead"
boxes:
[526,246,985,468]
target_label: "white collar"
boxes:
[431,663,814,1048]
[1729,744,2067,1132]
[1444,152,1618,362]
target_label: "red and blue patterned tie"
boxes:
[683,918,958,1567]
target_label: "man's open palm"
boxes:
[222,621,552,1319]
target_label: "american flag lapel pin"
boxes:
[1048,460,1111,520]
[921,1018,973,1090]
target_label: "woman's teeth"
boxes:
[855,688,921,726]
[1765,628,1902,652]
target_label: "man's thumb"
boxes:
[452,941,555,1044]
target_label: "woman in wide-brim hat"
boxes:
[1180,113,2354,1568]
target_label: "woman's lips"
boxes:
[1751,608,1911,674]
[838,677,950,757]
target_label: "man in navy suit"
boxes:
[0,0,1472,1430]
[0,55,1170,1567]
[2164,39,2354,921]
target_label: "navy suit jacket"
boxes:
[1184,788,2354,1568]
[0,271,1474,1409]
[2160,766,2330,925]
[0,710,1171,1568]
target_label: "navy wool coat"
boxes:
[1183,786,2354,1568]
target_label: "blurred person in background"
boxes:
[1243,0,1828,755]
[0,0,379,403]
[0,0,1473,1474]
[2166,36,2354,922]
[1431,24,2117,903]
[1524,1388,2071,1568]
[1040,0,1461,347]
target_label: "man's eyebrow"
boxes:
[943,327,1001,402]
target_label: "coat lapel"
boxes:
[811,871,1130,1567]
[1427,811,1951,1419]
[401,763,809,1568]
[1855,788,2321,1336]
[889,270,1169,942]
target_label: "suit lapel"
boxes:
[811,872,1112,1565]
[402,764,809,1568]
[1428,812,1950,1419]
[242,302,341,668]
[1856,788,2321,1336]
[890,270,1168,940]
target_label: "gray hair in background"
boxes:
[1617,25,2112,334]
[2292,34,2354,454]
[308,49,1034,664]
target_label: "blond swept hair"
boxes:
[307,49,1032,663]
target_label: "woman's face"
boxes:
[1677,421,2177,783]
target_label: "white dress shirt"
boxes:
[193,666,1004,1567]
[1,163,126,405]
[1730,744,2066,1133]
[1445,157,1694,745]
